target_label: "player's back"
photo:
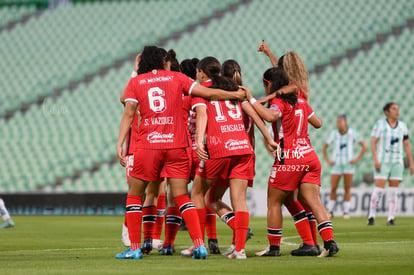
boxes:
[204,99,253,158]
[271,96,313,154]
[125,69,195,150]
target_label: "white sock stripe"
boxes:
[294,217,308,224]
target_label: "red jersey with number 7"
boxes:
[125,69,196,149]
[270,96,314,156]
[192,97,253,158]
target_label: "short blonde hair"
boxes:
[283,51,309,98]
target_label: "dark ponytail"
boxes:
[268,67,297,105]
[179,58,199,79]
[138,46,166,75]
[222,59,242,85]
[166,49,180,72]
[198,57,238,92]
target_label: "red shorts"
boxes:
[190,157,200,181]
[268,151,321,191]
[131,148,190,182]
[197,154,254,180]
[125,155,134,183]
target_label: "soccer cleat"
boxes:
[222,244,235,257]
[0,219,15,229]
[367,217,375,226]
[316,245,321,255]
[152,239,164,251]
[180,246,194,257]
[387,219,395,226]
[246,227,254,242]
[160,244,175,256]
[192,245,208,259]
[228,249,247,259]
[208,239,221,254]
[343,214,350,219]
[141,238,153,254]
[115,248,143,260]
[256,245,281,257]
[291,243,319,256]
[318,240,339,257]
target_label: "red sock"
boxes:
[205,206,217,240]
[125,195,142,250]
[235,211,249,252]
[303,204,319,245]
[221,211,236,245]
[174,194,204,249]
[196,208,207,242]
[318,221,334,242]
[143,205,157,240]
[286,201,314,246]
[267,227,282,247]
[163,206,181,247]
[153,195,166,240]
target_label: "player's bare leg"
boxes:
[161,186,180,255]
[327,174,341,218]
[261,186,290,257]
[299,183,339,257]
[343,174,353,218]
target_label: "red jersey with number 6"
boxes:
[270,96,314,156]
[125,70,196,149]
[193,97,253,158]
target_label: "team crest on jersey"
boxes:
[152,70,157,75]
[224,139,249,151]
[147,131,174,143]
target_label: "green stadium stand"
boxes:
[0,0,241,116]
[0,4,37,28]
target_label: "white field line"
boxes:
[0,247,113,253]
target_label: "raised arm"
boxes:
[117,101,137,166]
[195,105,209,161]
[403,139,414,175]
[257,85,298,105]
[371,137,380,172]
[191,84,246,101]
[258,40,278,67]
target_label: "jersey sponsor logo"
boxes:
[390,137,399,145]
[276,147,306,162]
[224,139,249,151]
[220,123,245,133]
[147,76,173,83]
[144,116,174,126]
[340,143,347,150]
[147,131,174,143]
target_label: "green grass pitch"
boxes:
[1,216,413,274]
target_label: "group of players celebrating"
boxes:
[115,41,339,260]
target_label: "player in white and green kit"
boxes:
[323,115,367,218]
[368,103,414,226]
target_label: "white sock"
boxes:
[327,200,336,213]
[0,199,11,221]
[343,201,351,215]
[368,187,383,219]
[387,187,398,221]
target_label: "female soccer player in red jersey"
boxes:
[192,57,277,259]
[116,46,246,260]
[248,67,339,257]
[204,59,258,256]
[258,45,321,255]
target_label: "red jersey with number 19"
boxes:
[193,97,253,158]
[270,96,315,156]
[125,70,196,149]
